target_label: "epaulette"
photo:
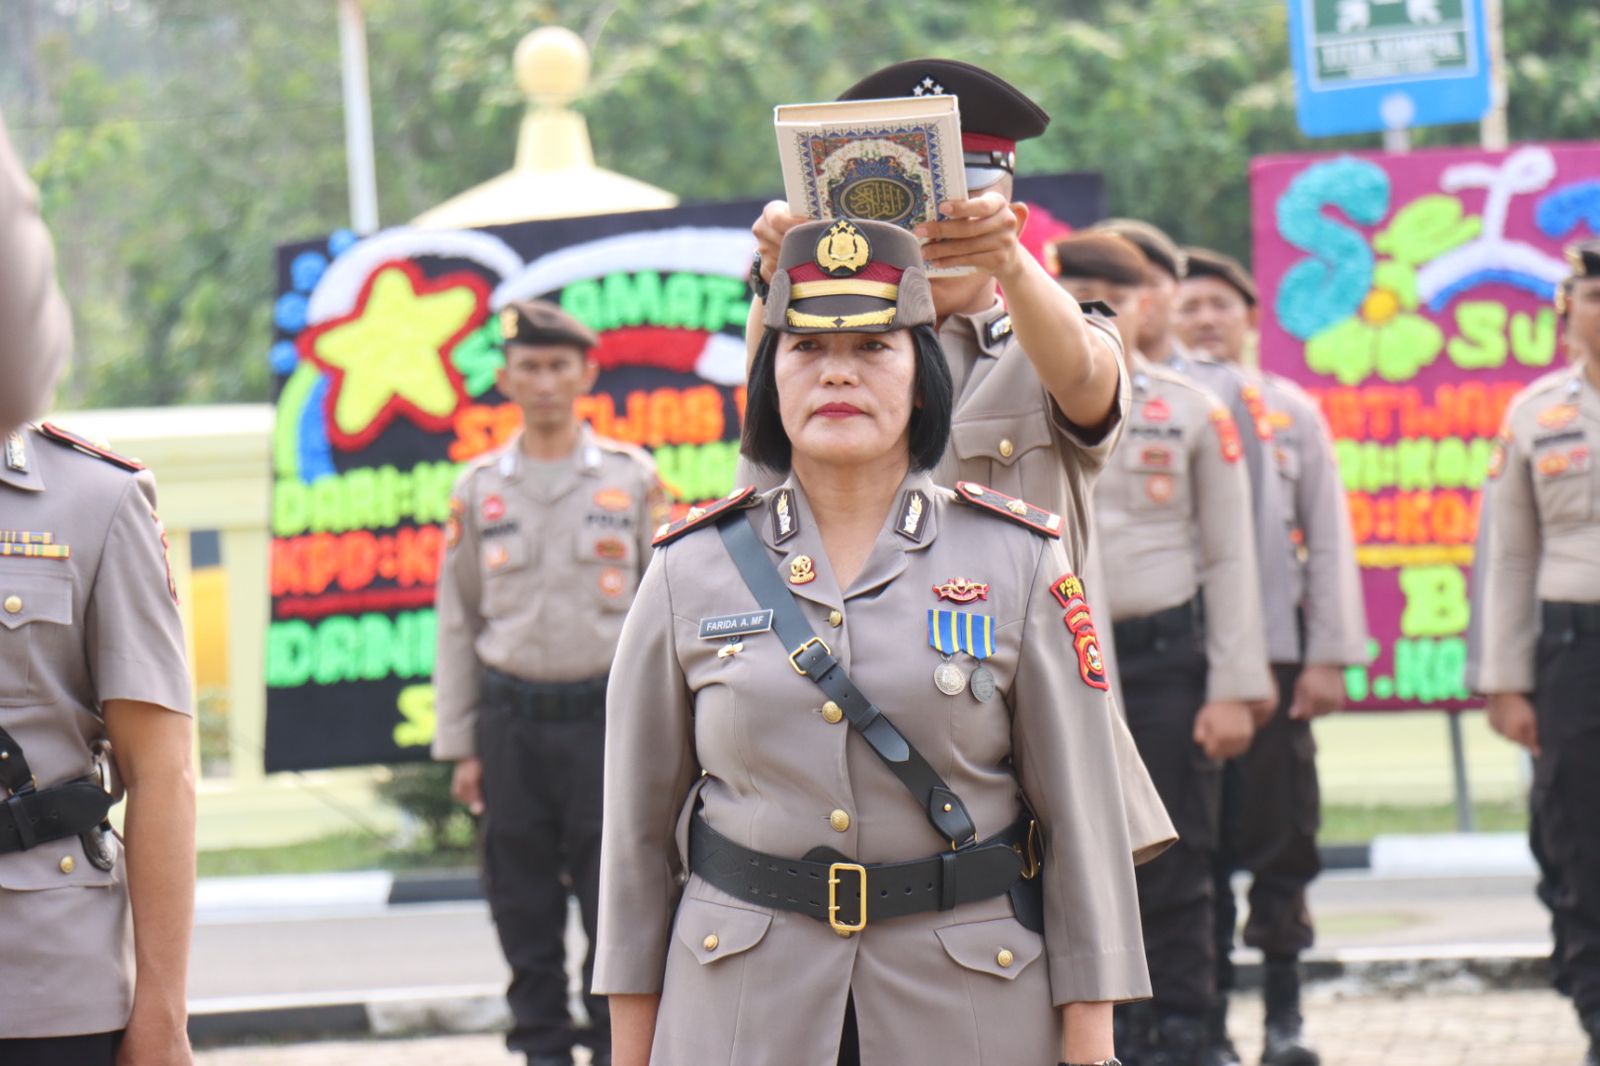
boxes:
[953,481,1062,538]
[1079,299,1118,319]
[651,486,759,547]
[37,422,145,472]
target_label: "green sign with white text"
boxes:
[1308,0,1472,86]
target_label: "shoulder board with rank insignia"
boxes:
[953,481,1061,538]
[38,422,146,472]
[1078,299,1118,319]
[651,486,759,547]
[985,314,1013,346]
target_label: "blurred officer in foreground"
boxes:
[1479,239,1600,1066]
[0,107,72,434]
[1053,234,1272,1066]
[1,422,195,1065]
[432,300,664,1066]
[597,217,1166,1066]
[1178,249,1369,1066]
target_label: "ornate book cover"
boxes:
[775,95,970,274]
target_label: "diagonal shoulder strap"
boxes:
[717,515,979,849]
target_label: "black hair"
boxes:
[740,323,953,473]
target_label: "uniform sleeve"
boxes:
[1477,422,1541,694]
[635,454,669,564]
[1291,398,1369,665]
[84,472,191,716]
[1234,392,1302,666]
[1046,322,1129,474]
[430,471,485,761]
[1191,405,1274,703]
[0,110,71,434]
[593,550,700,994]
[1011,537,1153,1006]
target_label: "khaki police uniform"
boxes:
[1092,359,1272,1033]
[0,110,71,435]
[434,416,662,1062]
[1479,359,1600,1038]
[0,424,191,1045]
[594,473,1168,1066]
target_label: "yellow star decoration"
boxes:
[311,266,480,442]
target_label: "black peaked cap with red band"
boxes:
[838,58,1050,162]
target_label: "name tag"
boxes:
[698,610,774,640]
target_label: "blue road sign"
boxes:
[1288,0,1492,137]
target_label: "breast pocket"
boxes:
[950,415,1053,499]
[479,536,530,617]
[1533,443,1594,524]
[577,528,639,611]
[0,566,73,706]
[1121,443,1190,515]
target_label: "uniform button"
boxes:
[828,609,843,628]
[59,856,75,874]
[998,438,1015,459]
[702,933,719,952]
[996,948,1015,968]
[3,595,21,614]
[821,701,844,725]
[829,809,851,832]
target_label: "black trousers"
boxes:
[1530,612,1600,1018]
[1116,616,1220,1015]
[477,697,610,1057]
[1214,662,1322,992]
[0,1033,123,1066]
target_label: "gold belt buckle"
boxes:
[788,636,831,676]
[827,861,867,935]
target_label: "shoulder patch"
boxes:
[1208,408,1243,464]
[38,422,145,472]
[651,486,759,547]
[953,481,1062,538]
[1238,384,1274,442]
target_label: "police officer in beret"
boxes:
[1,423,195,1065]
[1478,238,1600,1066]
[1177,248,1369,1066]
[433,299,665,1066]
[0,107,71,435]
[1052,233,1273,1066]
[597,216,1165,1066]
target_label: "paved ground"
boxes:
[194,988,1589,1064]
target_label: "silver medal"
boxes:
[970,665,996,702]
[934,658,967,696]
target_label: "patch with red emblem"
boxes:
[596,536,628,560]
[1049,571,1086,610]
[1537,450,1571,477]
[1240,385,1274,441]
[1140,446,1174,468]
[482,494,506,522]
[594,488,632,512]
[598,567,626,598]
[934,577,989,603]
[1146,473,1176,503]
[1538,404,1578,430]
[1209,408,1242,464]
[1054,590,1109,691]
[1141,398,1171,423]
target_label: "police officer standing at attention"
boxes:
[1052,233,1273,1066]
[1177,248,1368,1066]
[1478,239,1600,1066]
[0,107,72,434]
[1,422,195,1065]
[433,300,664,1066]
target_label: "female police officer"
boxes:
[592,218,1167,1066]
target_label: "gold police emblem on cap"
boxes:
[499,307,520,341]
[816,220,871,277]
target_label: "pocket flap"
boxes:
[0,567,73,631]
[950,417,1052,467]
[0,835,119,890]
[673,895,773,964]
[935,916,1043,980]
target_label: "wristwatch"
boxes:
[748,250,769,300]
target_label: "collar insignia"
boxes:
[896,489,929,542]
[985,314,1013,347]
[5,432,26,473]
[771,488,799,544]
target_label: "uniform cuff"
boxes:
[430,722,476,761]
[1047,948,1152,1006]
[590,945,666,996]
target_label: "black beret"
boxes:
[1090,218,1187,281]
[1047,233,1149,288]
[838,58,1049,145]
[499,299,598,352]
[1182,246,1258,307]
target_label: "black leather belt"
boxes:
[482,668,607,719]
[1541,601,1600,637]
[1112,596,1203,656]
[689,814,1036,936]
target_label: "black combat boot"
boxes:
[1115,1000,1155,1066]
[1147,1011,1209,1066]
[1261,959,1319,1066]
[1205,995,1242,1066]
